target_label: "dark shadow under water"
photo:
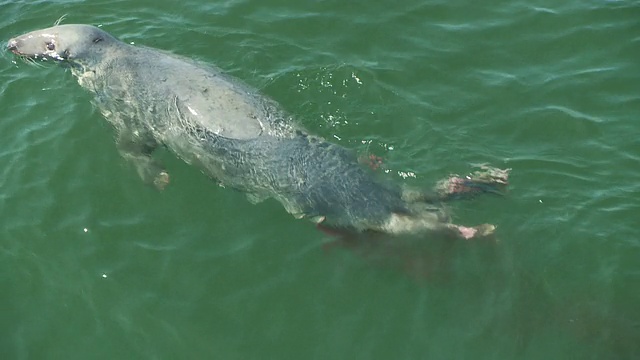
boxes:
[322,229,640,358]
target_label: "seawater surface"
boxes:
[1,0,638,359]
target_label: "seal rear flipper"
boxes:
[404,165,511,203]
[434,164,511,201]
[116,130,169,190]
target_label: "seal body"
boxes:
[7,24,499,237]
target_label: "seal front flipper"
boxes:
[116,130,169,190]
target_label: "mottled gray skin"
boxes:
[7,24,492,237]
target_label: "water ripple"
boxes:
[1,1,639,358]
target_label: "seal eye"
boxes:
[93,37,103,44]
[46,42,55,51]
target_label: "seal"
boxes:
[7,24,509,238]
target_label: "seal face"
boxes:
[7,24,508,237]
[8,24,114,65]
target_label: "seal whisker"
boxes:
[23,56,44,68]
[17,56,31,65]
[54,14,67,27]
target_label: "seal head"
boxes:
[7,24,117,69]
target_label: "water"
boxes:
[1,0,638,359]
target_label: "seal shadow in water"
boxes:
[321,227,640,358]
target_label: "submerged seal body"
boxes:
[7,24,507,237]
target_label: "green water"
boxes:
[1,0,639,359]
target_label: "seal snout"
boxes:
[7,39,18,53]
